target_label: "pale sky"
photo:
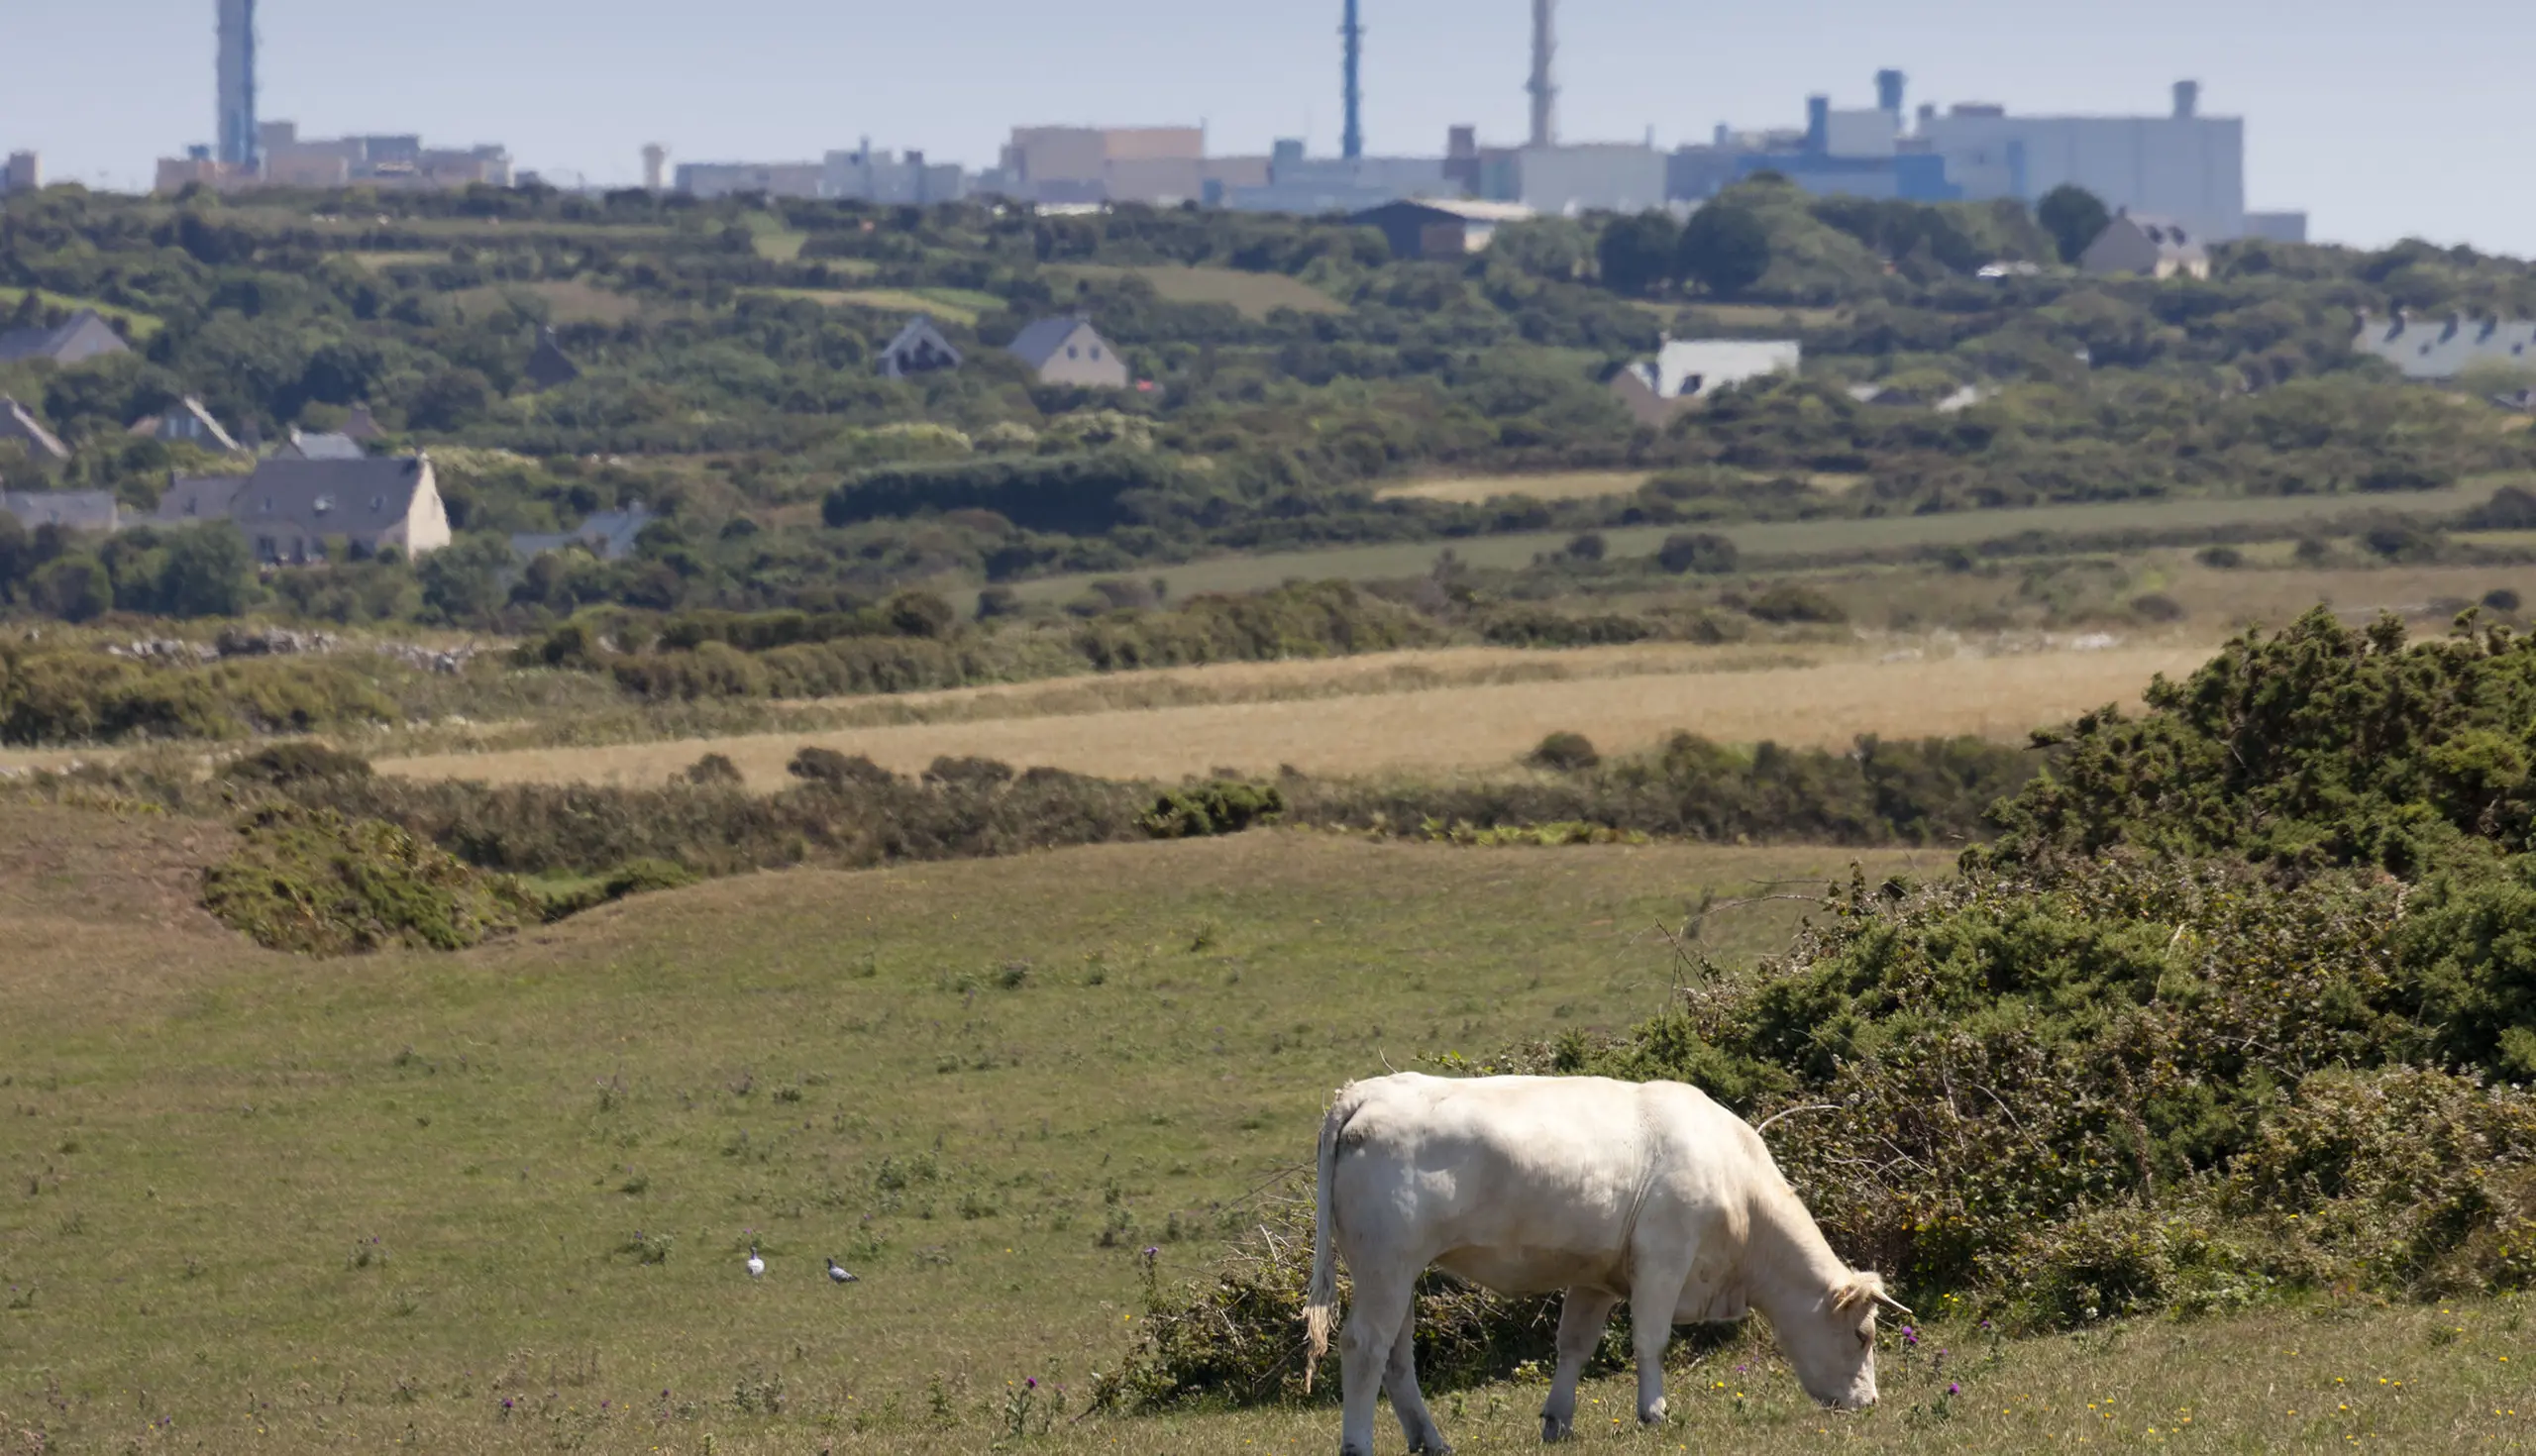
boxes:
[2,0,2527,253]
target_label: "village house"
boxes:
[0,308,132,366]
[127,396,243,453]
[878,317,962,379]
[1609,340,1802,426]
[2079,212,2212,280]
[158,455,452,563]
[0,488,120,532]
[1004,316,1129,388]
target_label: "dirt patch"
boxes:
[0,804,235,936]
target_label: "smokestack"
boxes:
[1528,0,1556,149]
[1341,0,1364,161]
[641,144,668,193]
[1875,69,1906,115]
[216,0,259,170]
[2172,79,2200,119]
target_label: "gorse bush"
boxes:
[1118,611,2536,1406]
[200,804,538,956]
[1990,606,2536,875]
[1140,781,1285,839]
[0,642,399,746]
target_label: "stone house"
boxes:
[159,456,453,564]
[0,395,70,465]
[0,309,131,366]
[1609,340,1802,426]
[127,396,243,453]
[879,316,962,379]
[2079,212,2211,280]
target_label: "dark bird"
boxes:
[826,1257,859,1285]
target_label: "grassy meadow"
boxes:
[370,638,2209,788]
[0,805,1919,1451]
[1006,481,2514,604]
[1050,264,1348,320]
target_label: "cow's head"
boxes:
[1786,1270,1909,1409]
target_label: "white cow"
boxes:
[1304,1073,1906,1454]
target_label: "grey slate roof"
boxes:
[0,489,120,532]
[0,310,133,366]
[0,395,69,462]
[280,428,367,461]
[1005,317,1112,370]
[158,473,251,523]
[880,316,962,378]
[2354,311,2536,381]
[525,326,581,391]
[233,457,432,538]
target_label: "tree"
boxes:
[29,554,112,622]
[1595,212,1681,297]
[2038,184,2111,263]
[407,367,494,433]
[1675,204,1771,297]
[158,525,260,618]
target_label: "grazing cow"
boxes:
[1304,1073,1906,1454]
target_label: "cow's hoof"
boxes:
[1540,1416,1574,1443]
[1638,1399,1669,1426]
[1410,1441,1454,1456]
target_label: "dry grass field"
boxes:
[743,284,985,324]
[1376,470,1656,505]
[372,639,2209,789]
[1054,263,1349,319]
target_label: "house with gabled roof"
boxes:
[128,396,243,454]
[0,309,132,366]
[0,489,120,533]
[227,456,452,564]
[879,316,962,379]
[1005,316,1128,388]
[525,326,581,391]
[2080,211,2212,280]
[0,395,70,465]
[1609,340,1802,426]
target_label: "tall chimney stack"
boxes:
[1528,0,1557,149]
[2172,79,2200,119]
[1341,0,1365,161]
[642,144,668,193]
[216,0,259,171]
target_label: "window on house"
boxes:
[371,494,384,511]
[1067,346,1079,359]
[314,495,335,514]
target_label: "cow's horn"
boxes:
[1871,1291,1914,1318]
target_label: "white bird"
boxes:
[744,1243,765,1279]
[826,1257,859,1285]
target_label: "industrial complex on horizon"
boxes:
[0,0,2303,248]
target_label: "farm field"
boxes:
[451,278,641,325]
[744,285,993,325]
[0,804,1923,1451]
[1006,481,2514,603]
[370,639,2209,788]
[1053,263,1349,319]
[1375,470,1656,505]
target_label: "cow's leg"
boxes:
[1539,1287,1618,1443]
[1383,1305,1451,1454]
[1339,1273,1416,1456]
[1627,1275,1686,1426]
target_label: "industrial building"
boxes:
[1915,80,2244,240]
[216,0,257,170]
[0,153,40,196]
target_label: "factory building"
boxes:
[1916,80,2244,240]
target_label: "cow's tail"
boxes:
[1303,1084,1359,1393]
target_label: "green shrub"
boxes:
[1656,532,1740,574]
[788,746,896,786]
[1742,582,1847,624]
[683,753,745,785]
[220,742,374,785]
[1140,781,1286,839]
[1526,731,1600,772]
[201,804,537,956]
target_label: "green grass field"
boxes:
[1054,264,1348,320]
[0,286,163,341]
[1007,482,2516,604]
[3,807,2530,1452]
[746,285,985,325]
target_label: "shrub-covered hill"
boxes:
[1110,612,2536,1409]
[8,179,2536,623]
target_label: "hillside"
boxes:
[4,180,2536,637]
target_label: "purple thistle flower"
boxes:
[1948,1382,1961,1396]
[1025,1377,1037,1389]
